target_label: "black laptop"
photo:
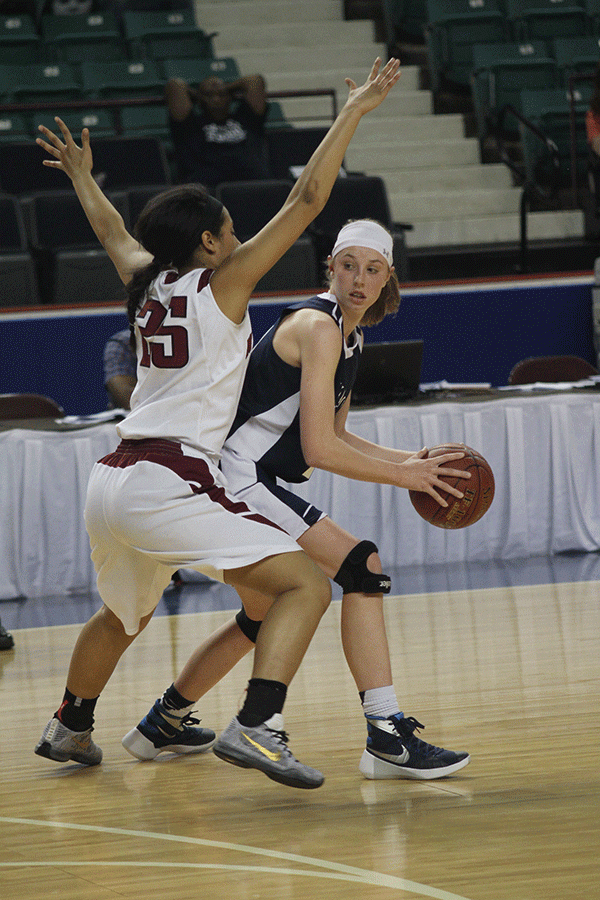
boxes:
[350,340,424,407]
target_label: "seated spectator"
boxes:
[165,72,270,190]
[586,63,600,158]
[103,327,136,409]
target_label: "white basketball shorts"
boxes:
[84,438,301,634]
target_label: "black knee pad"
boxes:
[235,607,262,642]
[333,540,391,595]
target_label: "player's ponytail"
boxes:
[125,184,224,323]
[126,258,163,324]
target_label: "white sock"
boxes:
[361,686,401,720]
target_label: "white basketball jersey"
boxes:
[117,268,253,461]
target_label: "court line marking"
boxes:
[0,816,474,900]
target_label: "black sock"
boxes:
[56,688,98,732]
[237,678,287,727]
[161,683,194,712]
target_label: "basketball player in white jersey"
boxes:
[33,58,402,790]
[125,220,471,780]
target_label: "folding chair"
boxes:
[508,355,598,384]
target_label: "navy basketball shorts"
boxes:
[220,449,326,542]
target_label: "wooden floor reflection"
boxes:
[1,580,599,900]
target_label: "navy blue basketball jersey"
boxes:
[225,293,362,483]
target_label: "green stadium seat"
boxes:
[162,56,241,85]
[0,12,43,64]
[32,109,117,140]
[471,42,559,140]
[125,184,170,229]
[28,189,125,305]
[41,11,126,63]
[80,59,164,99]
[552,36,600,86]
[505,0,589,41]
[264,101,292,131]
[215,179,319,291]
[0,114,31,142]
[382,0,428,44]
[520,87,591,187]
[0,62,81,104]
[119,104,170,140]
[266,127,329,179]
[122,9,215,61]
[426,0,508,92]
[584,0,600,34]
[0,192,40,306]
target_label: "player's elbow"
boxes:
[302,439,332,470]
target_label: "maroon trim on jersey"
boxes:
[197,269,212,291]
[98,439,286,533]
[160,269,212,289]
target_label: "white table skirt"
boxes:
[2,391,600,600]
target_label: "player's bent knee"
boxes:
[334,540,392,595]
[295,553,332,611]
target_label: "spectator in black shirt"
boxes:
[165,73,269,190]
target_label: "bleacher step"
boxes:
[353,114,465,142]
[213,44,388,77]
[389,188,521,221]
[404,210,585,249]
[379,164,512,192]
[345,139,481,170]
[210,21,375,51]
[277,90,431,124]
[265,66,421,94]
[196,1,342,28]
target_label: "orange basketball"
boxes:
[409,444,495,529]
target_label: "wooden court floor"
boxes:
[1,579,599,900]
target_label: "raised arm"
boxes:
[165,77,195,122]
[226,73,267,116]
[210,57,401,322]
[35,118,151,284]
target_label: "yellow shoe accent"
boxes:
[241,732,282,762]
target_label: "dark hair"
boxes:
[126,184,224,324]
[325,219,401,327]
[591,62,600,116]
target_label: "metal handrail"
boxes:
[496,103,561,272]
[0,88,338,132]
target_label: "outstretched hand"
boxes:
[36,116,93,183]
[344,57,401,115]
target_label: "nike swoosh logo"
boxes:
[241,732,281,762]
[371,747,410,765]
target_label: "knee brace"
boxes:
[235,607,262,643]
[333,540,392,595]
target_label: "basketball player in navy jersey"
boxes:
[34,59,403,790]
[125,220,471,780]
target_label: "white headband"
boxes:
[331,220,393,266]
